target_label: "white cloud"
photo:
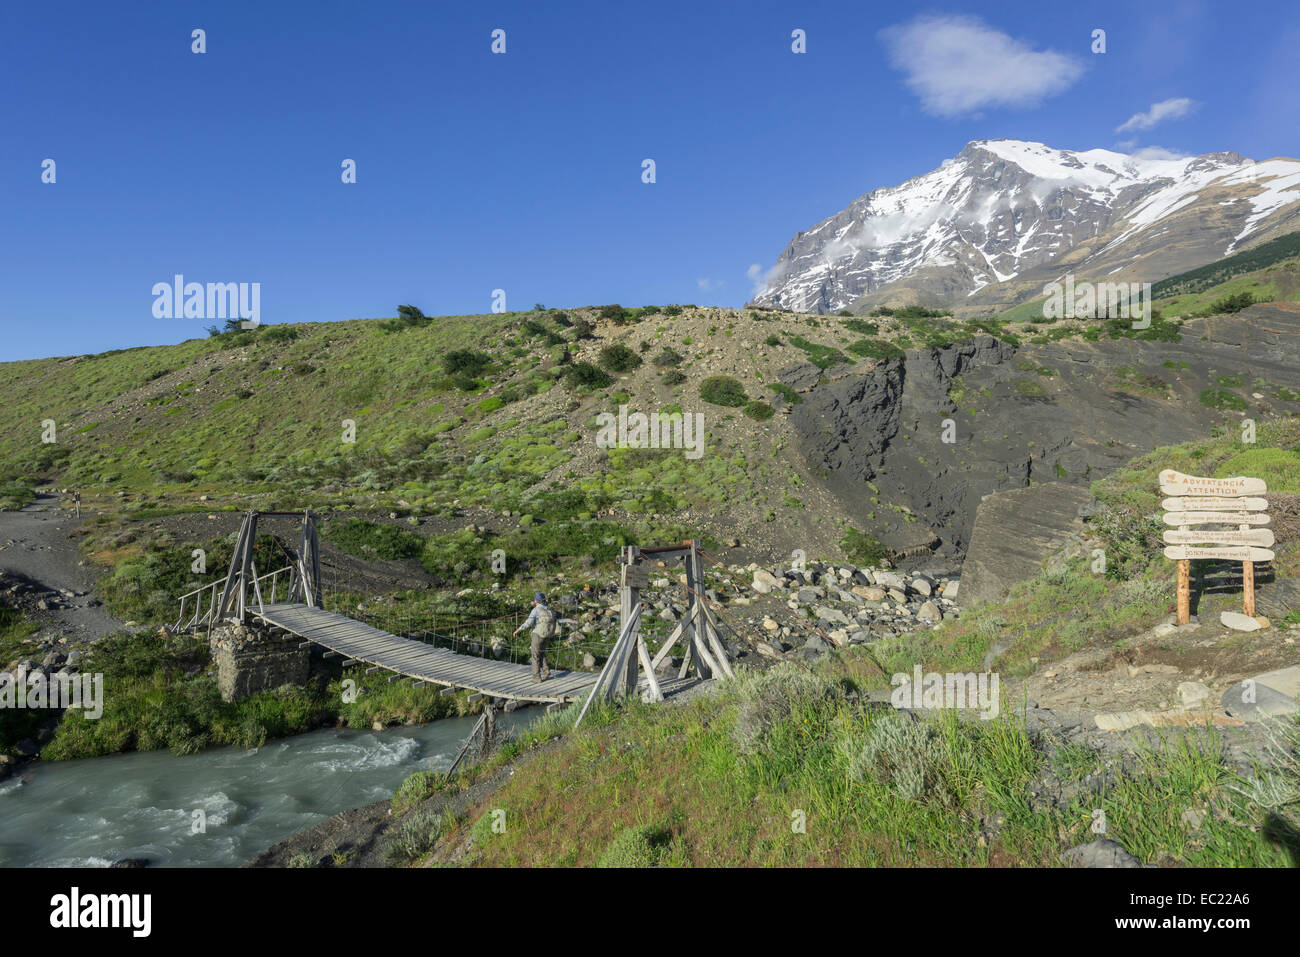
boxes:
[879,15,1085,118]
[1115,97,1197,133]
[747,262,787,298]
[697,278,725,292]
[1129,146,1190,161]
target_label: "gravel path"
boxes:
[0,492,125,642]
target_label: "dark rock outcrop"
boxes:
[960,484,1094,606]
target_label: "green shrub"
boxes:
[847,338,904,360]
[596,824,672,867]
[386,808,449,863]
[763,334,782,347]
[769,383,802,405]
[843,713,957,807]
[841,319,880,336]
[661,369,686,386]
[325,518,423,560]
[840,528,887,566]
[729,665,841,756]
[392,770,441,813]
[652,347,684,367]
[1207,291,1259,314]
[442,350,492,377]
[598,344,642,373]
[1199,388,1247,411]
[699,375,747,407]
[785,335,848,369]
[564,361,613,391]
[743,401,775,421]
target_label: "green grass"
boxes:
[40,630,479,761]
[1199,388,1248,412]
[784,334,849,369]
[324,517,423,560]
[847,338,905,360]
[840,528,887,566]
[433,661,1295,867]
[0,602,45,756]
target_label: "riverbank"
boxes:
[0,712,529,867]
[291,656,1298,868]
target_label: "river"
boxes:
[0,711,529,867]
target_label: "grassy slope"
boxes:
[0,602,43,756]
[413,663,1295,867]
[872,417,1300,681]
[0,304,1040,636]
[992,231,1300,325]
[375,416,1300,868]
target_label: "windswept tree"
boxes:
[397,304,427,326]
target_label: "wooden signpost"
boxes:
[1158,470,1270,624]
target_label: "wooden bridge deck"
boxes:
[254,603,678,705]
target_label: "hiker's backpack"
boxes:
[533,604,557,639]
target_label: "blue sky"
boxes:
[2,0,1297,360]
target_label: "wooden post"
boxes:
[684,543,711,679]
[1243,560,1255,617]
[619,546,642,698]
[1176,559,1190,625]
[637,635,663,703]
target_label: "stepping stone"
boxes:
[1221,680,1300,720]
[1220,611,1263,632]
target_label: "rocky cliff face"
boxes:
[750,140,1300,315]
[781,304,1300,562]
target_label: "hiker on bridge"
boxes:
[513,593,557,683]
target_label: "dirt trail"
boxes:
[0,491,126,642]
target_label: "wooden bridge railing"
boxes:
[171,564,297,636]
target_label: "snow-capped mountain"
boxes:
[749,140,1300,315]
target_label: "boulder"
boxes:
[874,571,906,591]
[917,601,942,623]
[752,569,784,594]
[1059,839,1146,869]
[853,585,887,601]
[1176,681,1212,710]
[960,483,1094,607]
[815,606,850,625]
[1256,577,1300,620]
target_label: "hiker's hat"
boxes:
[534,592,546,603]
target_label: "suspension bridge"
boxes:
[171,510,737,711]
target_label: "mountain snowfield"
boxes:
[749,140,1300,315]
